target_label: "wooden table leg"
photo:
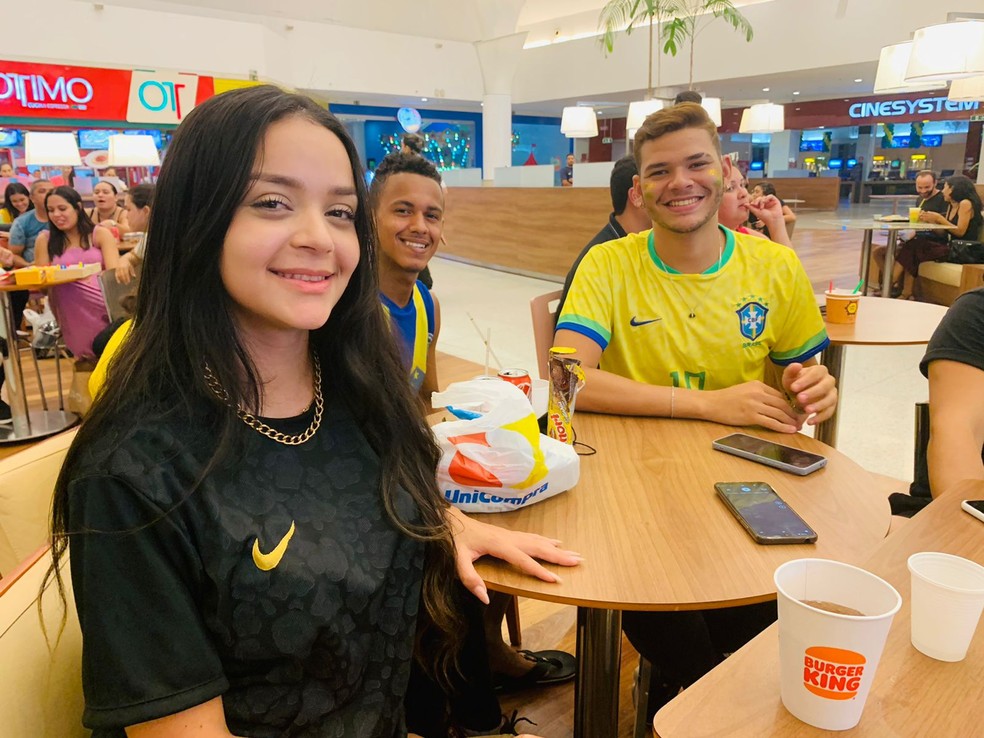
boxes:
[815,343,846,447]
[574,606,622,738]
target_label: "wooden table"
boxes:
[474,413,891,738]
[814,297,947,447]
[818,219,954,298]
[0,278,79,444]
[653,479,984,738]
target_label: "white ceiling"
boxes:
[89,0,941,118]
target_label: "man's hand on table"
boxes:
[445,506,582,604]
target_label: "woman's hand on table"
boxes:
[701,381,803,433]
[445,505,582,604]
[917,211,944,225]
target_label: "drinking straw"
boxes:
[829,280,834,293]
[485,329,491,377]
[466,312,504,369]
[851,279,864,294]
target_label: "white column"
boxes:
[475,31,527,182]
[482,94,512,181]
[767,130,796,177]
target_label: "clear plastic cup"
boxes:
[824,289,860,324]
[909,207,921,224]
[775,559,902,731]
[907,552,984,662]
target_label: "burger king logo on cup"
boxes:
[803,647,866,700]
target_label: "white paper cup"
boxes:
[774,559,902,731]
[907,552,984,662]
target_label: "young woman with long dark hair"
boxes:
[47,85,566,738]
[1,180,32,224]
[34,186,119,361]
[87,179,130,236]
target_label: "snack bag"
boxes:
[546,347,585,444]
[430,378,580,513]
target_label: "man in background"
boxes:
[561,153,575,186]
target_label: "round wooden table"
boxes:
[474,413,891,738]
[814,297,948,446]
[652,479,984,738]
[819,219,955,298]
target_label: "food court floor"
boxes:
[430,204,928,483]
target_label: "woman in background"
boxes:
[33,186,119,363]
[87,179,130,237]
[1,181,32,225]
[114,183,154,284]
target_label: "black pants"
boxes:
[404,588,501,737]
[622,601,777,719]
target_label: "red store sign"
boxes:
[0,60,216,124]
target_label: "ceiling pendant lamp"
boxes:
[24,132,82,166]
[626,99,666,134]
[949,75,984,102]
[873,42,947,93]
[700,97,723,127]
[560,106,598,138]
[739,103,785,134]
[904,20,984,83]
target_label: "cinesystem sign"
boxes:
[849,97,980,119]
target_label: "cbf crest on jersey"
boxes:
[736,301,768,341]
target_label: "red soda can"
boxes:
[498,368,533,401]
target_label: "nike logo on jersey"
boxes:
[630,316,662,327]
[252,521,296,571]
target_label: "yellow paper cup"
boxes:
[825,290,859,324]
[908,207,921,224]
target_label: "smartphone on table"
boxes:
[962,500,984,524]
[712,433,827,476]
[715,482,818,545]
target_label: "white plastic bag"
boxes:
[431,379,580,514]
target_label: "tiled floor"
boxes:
[429,202,930,483]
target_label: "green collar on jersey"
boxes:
[647,225,735,275]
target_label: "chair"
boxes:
[530,290,562,380]
[0,545,87,737]
[98,268,137,323]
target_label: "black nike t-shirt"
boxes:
[67,395,424,737]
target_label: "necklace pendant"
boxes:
[688,311,696,319]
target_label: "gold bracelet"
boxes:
[670,386,675,418]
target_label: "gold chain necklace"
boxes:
[659,243,724,319]
[204,356,323,446]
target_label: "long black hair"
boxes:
[47,85,462,677]
[946,175,983,213]
[43,186,97,259]
[2,181,32,222]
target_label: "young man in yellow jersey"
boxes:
[554,103,838,719]
[555,103,836,431]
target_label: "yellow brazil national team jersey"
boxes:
[556,226,828,391]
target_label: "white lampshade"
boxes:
[107,135,161,167]
[949,75,984,101]
[905,21,984,83]
[874,42,947,93]
[701,97,723,127]
[626,99,666,131]
[24,132,82,166]
[739,103,785,133]
[560,106,598,138]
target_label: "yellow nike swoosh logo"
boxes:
[252,521,296,571]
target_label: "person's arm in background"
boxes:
[781,203,797,227]
[748,195,792,247]
[6,218,30,267]
[126,697,239,738]
[95,225,121,269]
[927,360,984,497]
[919,201,973,237]
[34,231,51,267]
